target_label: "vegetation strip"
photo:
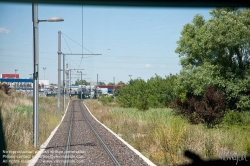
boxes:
[28,102,70,166]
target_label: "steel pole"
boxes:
[32,3,39,148]
[63,54,65,111]
[66,63,69,103]
[97,74,98,100]
[58,31,61,118]
[80,72,82,100]
[113,77,115,96]
[70,70,71,97]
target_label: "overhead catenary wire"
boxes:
[78,5,84,69]
[62,34,72,54]
[0,48,175,59]
[65,58,79,69]
[61,33,93,54]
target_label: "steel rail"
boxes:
[78,100,121,166]
[63,101,74,166]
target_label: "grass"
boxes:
[84,99,250,166]
[0,89,65,166]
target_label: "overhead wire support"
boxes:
[61,33,93,54]
[62,53,101,106]
[60,27,102,109]
[62,35,72,54]
[63,53,102,55]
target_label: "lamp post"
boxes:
[32,3,64,148]
[128,75,132,80]
[43,67,46,79]
[15,69,18,78]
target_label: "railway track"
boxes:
[63,100,120,166]
[34,100,151,166]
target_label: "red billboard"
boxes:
[1,74,19,79]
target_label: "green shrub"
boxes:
[99,95,114,105]
[222,110,250,126]
[117,75,177,110]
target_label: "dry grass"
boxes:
[0,90,64,166]
[84,99,250,166]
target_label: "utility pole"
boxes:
[65,63,69,111]
[32,3,39,148]
[97,74,98,99]
[32,6,63,148]
[113,77,115,96]
[58,31,61,119]
[58,31,101,107]
[70,70,71,97]
[66,69,84,99]
[77,71,82,100]
[63,54,65,111]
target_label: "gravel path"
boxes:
[33,100,153,166]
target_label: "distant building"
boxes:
[1,73,19,79]
[0,73,32,90]
[39,79,50,91]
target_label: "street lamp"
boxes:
[43,67,46,79]
[15,69,18,78]
[128,75,132,80]
[32,3,64,148]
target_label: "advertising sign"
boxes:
[1,74,19,78]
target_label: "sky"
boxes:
[0,2,213,85]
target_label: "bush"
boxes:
[99,95,114,105]
[196,86,226,127]
[117,75,177,110]
[172,86,226,128]
[0,83,11,94]
[222,110,250,126]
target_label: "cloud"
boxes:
[145,64,154,68]
[0,27,10,34]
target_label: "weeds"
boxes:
[84,99,250,166]
[0,90,63,166]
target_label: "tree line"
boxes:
[117,8,250,127]
[72,79,125,86]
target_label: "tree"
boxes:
[73,79,90,86]
[107,82,114,86]
[98,82,106,85]
[175,8,250,111]
[176,8,250,77]
[117,81,125,86]
[117,75,177,110]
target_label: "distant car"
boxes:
[108,94,114,97]
[45,89,56,97]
